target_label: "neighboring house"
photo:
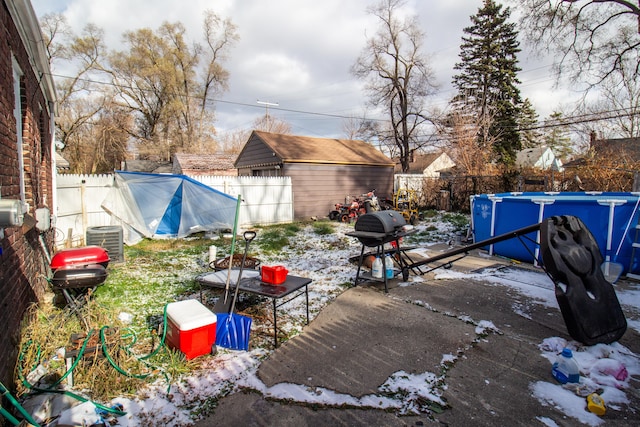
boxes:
[235,131,394,219]
[172,153,237,176]
[563,134,640,169]
[396,152,456,177]
[55,151,69,173]
[590,136,640,163]
[120,159,173,174]
[0,0,57,389]
[565,135,640,191]
[516,146,564,172]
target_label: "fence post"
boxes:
[80,179,87,245]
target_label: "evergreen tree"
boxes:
[543,111,573,161]
[452,0,523,168]
[519,98,542,149]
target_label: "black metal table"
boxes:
[346,229,417,292]
[196,272,311,348]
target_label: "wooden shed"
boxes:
[235,131,394,219]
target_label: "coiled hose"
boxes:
[15,303,173,422]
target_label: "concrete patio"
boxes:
[196,248,640,426]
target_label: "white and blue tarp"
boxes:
[101,171,237,244]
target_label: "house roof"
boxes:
[7,0,56,108]
[592,137,640,162]
[55,152,69,170]
[516,146,550,168]
[250,131,394,166]
[121,160,172,174]
[396,152,446,174]
[565,137,640,169]
[516,146,563,171]
[173,153,236,172]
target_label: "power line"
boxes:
[48,71,640,132]
[49,72,388,122]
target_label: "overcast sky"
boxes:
[30,0,569,139]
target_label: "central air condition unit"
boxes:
[86,225,124,263]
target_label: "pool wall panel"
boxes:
[471,192,640,275]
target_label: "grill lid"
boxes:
[50,246,110,270]
[354,210,407,234]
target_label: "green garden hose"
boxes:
[18,332,127,418]
[1,380,40,426]
[15,302,179,422]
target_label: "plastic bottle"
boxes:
[586,393,606,416]
[552,348,580,384]
[372,256,383,279]
[385,254,394,279]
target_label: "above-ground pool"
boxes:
[471,192,640,276]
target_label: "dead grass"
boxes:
[16,290,193,402]
[15,231,297,404]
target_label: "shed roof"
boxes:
[249,131,394,166]
[173,153,236,172]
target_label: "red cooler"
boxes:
[261,265,288,285]
[165,300,217,360]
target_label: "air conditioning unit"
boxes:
[86,225,124,263]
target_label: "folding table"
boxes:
[196,272,311,347]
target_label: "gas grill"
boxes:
[346,211,415,292]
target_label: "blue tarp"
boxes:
[102,171,237,244]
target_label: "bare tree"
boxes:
[108,24,192,159]
[217,129,250,155]
[200,11,239,110]
[351,0,438,172]
[441,110,497,176]
[108,12,237,160]
[513,0,640,87]
[40,13,72,61]
[40,14,117,172]
[341,115,379,142]
[194,11,239,153]
[252,114,292,135]
[585,65,640,138]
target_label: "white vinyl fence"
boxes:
[394,174,427,197]
[54,174,293,248]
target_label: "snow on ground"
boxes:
[43,220,640,426]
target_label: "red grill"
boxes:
[50,245,110,271]
[49,246,110,311]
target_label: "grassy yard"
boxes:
[16,212,468,404]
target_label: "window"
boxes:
[12,56,27,212]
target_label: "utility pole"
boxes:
[257,100,279,129]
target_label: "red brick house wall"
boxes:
[0,0,56,391]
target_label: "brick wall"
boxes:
[0,1,55,392]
